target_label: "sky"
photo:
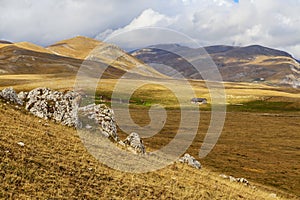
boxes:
[0,0,300,58]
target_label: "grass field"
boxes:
[0,74,299,198]
[0,101,298,199]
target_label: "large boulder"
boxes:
[25,88,81,127]
[178,153,201,169]
[78,103,118,141]
[123,132,145,154]
[0,87,23,105]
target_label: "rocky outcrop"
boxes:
[0,87,149,155]
[178,153,201,169]
[123,132,145,154]
[0,87,23,105]
[78,103,118,142]
[24,88,81,127]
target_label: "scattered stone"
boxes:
[220,174,251,186]
[236,177,250,185]
[0,87,23,105]
[123,132,145,154]
[17,142,25,147]
[269,193,277,198]
[117,140,126,147]
[178,153,201,169]
[229,176,237,182]
[85,124,92,129]
[219,174,228,179]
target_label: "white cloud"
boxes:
[1,0,300,58]
[97,0,300,58]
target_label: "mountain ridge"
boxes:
[131,43,300,88]
[0,36,165,78]
[1,36,299,87]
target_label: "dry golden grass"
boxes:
[0,76,299,198]
[46,36,103,59]
[0,42,53,54]
[0,102,296,199]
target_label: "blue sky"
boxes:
[0,0,300,58]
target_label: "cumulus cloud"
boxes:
[0,0,171,45]
[97,0,300,58]
[1,0,300,58]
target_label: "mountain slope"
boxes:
[47,36,164,77]
[0,37,164,78]
[131,44,300,88]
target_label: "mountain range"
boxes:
[131,44,300,88]
[1,36,299,88]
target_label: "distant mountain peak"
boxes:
[0,40,13,44]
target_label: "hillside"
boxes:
[0,100,296,199]
[0,36,164,78]
[131,44,300,88]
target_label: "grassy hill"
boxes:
[0,100,297,199]
[0,36,164,78]
[0,77,299,198]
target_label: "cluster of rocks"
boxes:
[178,153,201,169]
[0,87,147,155]
[219,174,250,186]
[78,103,118,142]
[25,88,82,127]
[0,87,81,126]
[0,87,201,169]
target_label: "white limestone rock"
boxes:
[0,87,23,105]
[123,132,145,154]
[178,153,201,169]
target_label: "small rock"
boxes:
[219,174,228,179]
[17,142,25,147]
[123,132,145,154]
[229,176,237,182]
[178,153,201,169]
[118,140,126,147]
[85,124,92,129]
[269,193,277,198]
[17,91,28,101]
[237,177,249,185]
